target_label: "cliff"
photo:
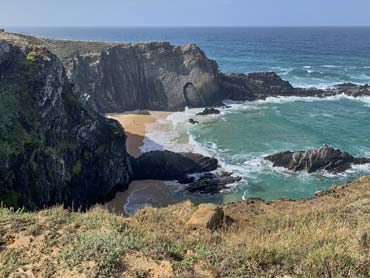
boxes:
[12,34,223,113]
[0,33,132,209]
[7,33,369,115]
[1,32,370,210]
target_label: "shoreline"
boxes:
[107,111,172,158]
[106,111,174,215]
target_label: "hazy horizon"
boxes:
[5,25,370,28]
[2,0,370,27]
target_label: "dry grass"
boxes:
[1,177,370,277]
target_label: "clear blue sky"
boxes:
[2,0,370,27]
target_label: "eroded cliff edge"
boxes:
[0,34,132,209]
[7,33,370,115]
[1,32,370,210]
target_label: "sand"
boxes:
[105,111,174,215]
[107,111,171,158]
[105,180,182,215]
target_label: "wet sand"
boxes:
[105,180,182,215]
[105,111,175,215]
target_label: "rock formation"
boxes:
[0,34,132,209]
[265,145,370,173]
[130,150,218,181]
[185,172,242,194]
[5,33,369,115]
[186,203,225,230]
[188,118,199,124]
[196,107,221,116]
[2,31,370,209]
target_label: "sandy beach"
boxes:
[105,111,175,215]
[107,111,171,158]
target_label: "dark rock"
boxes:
[196,108,221,116]
[188,118,199,124]
[9,33,370,114]
[0,34,132,210]
[265,145,370,173]
[127,110,151,115]
[219,72,295,100]
[186,172,242,194]
[45,40,224,112]
[131,150,218,181]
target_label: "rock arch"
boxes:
[183,82,205,108]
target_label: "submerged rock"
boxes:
[196,108,221,116]
[265,145,370,173]
[186,172,242,194]
[131,150,218,181]
[188,118,199,124]
[186,204,224,230]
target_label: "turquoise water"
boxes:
[186,96,370,202]
[8,27,370,207]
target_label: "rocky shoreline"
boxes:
[1,31,370,210]
[265,145,370,174]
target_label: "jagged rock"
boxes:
[314,190,326,197]
[188,118,199,124]
[186,172,242,194]
[0,34,132,210]
[6,33,370,114]
[333,83,370,97]
[45,40,223,112]
[186,204,224,230]
[130,150,218,181]
[265,145,370,173]
[196,108,221,116]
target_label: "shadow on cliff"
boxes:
[125,132,165,158]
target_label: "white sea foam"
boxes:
[138,93,370,202]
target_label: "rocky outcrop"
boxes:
[44,40,223,113]
[220,72,370,101]
[188,118,199,125]
[186,203,225,230]
[196,107,221,116]
[265,145,370,173]
[0,34,132,209]
[6,33,369,115]
[130,150,218,181]
[185,172,242,194]
[220,72,294,100]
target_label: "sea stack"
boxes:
[265,145,370,173]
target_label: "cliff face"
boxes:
[14,34,368,115]
[56,41,223,113]
[0,34,132,209]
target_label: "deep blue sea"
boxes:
[8,27,370,212]
[8,27,370,87]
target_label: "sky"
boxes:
[2,0,370,27]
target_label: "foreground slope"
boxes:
[1,177,370,277]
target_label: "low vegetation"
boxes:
[1,177,370,277]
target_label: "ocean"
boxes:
[8,26,370,87]
[9,27,370,212]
